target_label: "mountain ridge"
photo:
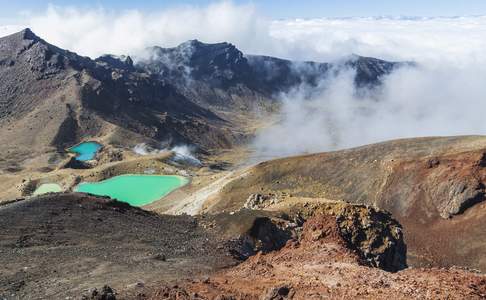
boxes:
[0,28,403,173]
[0,28,237,173]
[136,37,403,107]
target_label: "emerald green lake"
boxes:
[75,175,188,206]
[33,183,62,196]
[69,141,102,161]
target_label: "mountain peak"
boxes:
[1,28,43,43]
[176,39,233,50]
[20,28,41,41]
[0,28,47,53]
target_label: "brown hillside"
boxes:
[210,135,486,271]
[0,29,236,173]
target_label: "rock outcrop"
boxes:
[285,202,407,272]
[244,193,281,209]
[146,204,483,299]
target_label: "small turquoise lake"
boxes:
[75,174,188,206]
[33,183,62,196]
[69,141,102,161]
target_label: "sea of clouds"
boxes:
[2,1,486,158]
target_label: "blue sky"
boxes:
[1,0,486,19]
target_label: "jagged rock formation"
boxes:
[211,135,486,271]
[289,202,407,272]
[147,206,484,299]
[137,39,402,110]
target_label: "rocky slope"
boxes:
[5,192,482,299]
[146,202,485,299]
[0,192,412,299]
[209,135,486,272]
[0,29,236,173]
[0,193,288,299]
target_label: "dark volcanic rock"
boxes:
[0,193,237,298]
[136,39,404,110]
[262,285,294,300]
[95,54,134,71]
[83,285,117,300]
[139,40,252,88]
[346,54,402,88]
[0,29,236,171]
[335,205,407,272]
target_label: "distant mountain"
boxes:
[137,39,403,109]
[0,29,404,171]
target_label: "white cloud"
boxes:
[1,2,267,58]
[0,24,24,38]
[270,16,486,64]
[253,63,486,158]
[0,2,484,65]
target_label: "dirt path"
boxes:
[165,168,250,215]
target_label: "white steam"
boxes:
[133,143,153,155]
[170,145,202,166]
[133,143,201,166]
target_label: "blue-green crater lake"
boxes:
[69,141,102,161]
[33,183,62,196]
[75,174,188,206]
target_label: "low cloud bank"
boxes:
[2,3,486,64]
[253,62,486,158]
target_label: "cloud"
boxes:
[0,24,24,38]
[1,2,484,64]
[252,61,486,159]
[1,2,267,58]
[249,15,486,158]
[270,16,486,64]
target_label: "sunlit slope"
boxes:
[211,135,486,270]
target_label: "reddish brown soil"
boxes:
[147,214,486,300]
